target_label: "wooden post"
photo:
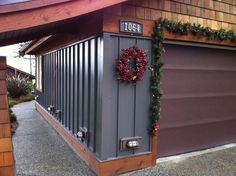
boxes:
[151,132,158,166]
[0,57,15,176]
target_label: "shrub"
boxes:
[20,93,35,102]
[9,109,13,114]
[24,82,35,95]
[7,74,32,98]
[10,113,17,123]
[9,99,18,108]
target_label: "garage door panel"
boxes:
[161,96,236,127]
[162,69,236,96]
[159,119,236,157]
[163,44,236,70]
[160,43,236,157]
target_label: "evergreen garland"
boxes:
[151,18,236,134]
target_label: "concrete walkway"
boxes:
[12,101,236,176]
[12,101,95,176]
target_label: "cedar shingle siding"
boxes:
[107,0,236,31]
[0,57,15,176]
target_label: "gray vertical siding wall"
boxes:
[100,33,152,160]
[36,36,103,153]
[36,34,152,160]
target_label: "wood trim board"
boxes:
[103,15,236,47]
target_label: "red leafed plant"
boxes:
[117,46,148,83]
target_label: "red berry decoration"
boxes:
[152,122,160,135]
[117,46,148,83]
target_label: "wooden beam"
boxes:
[24,36,52,55]
[26,12,103,55]
[0,0,71,14]
[151,133,158,166]
[163,28,236,47]
[100,154,152,176]
[0,0,128,34]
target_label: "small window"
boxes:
[36,56,43,91]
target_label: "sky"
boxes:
[0,44,35,75]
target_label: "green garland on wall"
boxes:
[151,18,236,135]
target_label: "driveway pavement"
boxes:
[12,101,236,176]
[123,145,236,176]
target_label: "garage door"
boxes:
[159,43,236,157]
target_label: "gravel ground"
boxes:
[12,101,236,176]
[12,101,96,176]
[122,146,236,176]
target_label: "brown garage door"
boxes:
[159,43,236,157]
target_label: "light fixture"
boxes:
[76,127,88,142]
[47,105,55,112]
[120,136,142,151]
[127,140,139,148]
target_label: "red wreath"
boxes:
[117,46,148,82]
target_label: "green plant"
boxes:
[20,93,35,102]
[9,99,18,108]
[7,74,31,98]
[9,109,13,114]
[24,82,35,95]
[161,18,236,41]
[10,113,17,123]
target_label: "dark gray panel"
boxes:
[52,52,56,112]
[60,50,64,123]
[66,47,71,130]
[55,51,58,117]
[70,46,74,133]
[46,55,50,109]
[37,35,126,159]
[74,45,78,134]
[88,39,96,151]
[63,48,67,126]
[135,39,151,153]
[100,34,119,159]
[57,50,61,122]
[117,37,136,157]
[78,43,83,129]
[95,37,103,157]
[83,41,89,132]
[99,34,152,159]
[49,53,52,108]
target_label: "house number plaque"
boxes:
[120,21,143,35]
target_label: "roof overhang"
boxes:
[0,0,128,47]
